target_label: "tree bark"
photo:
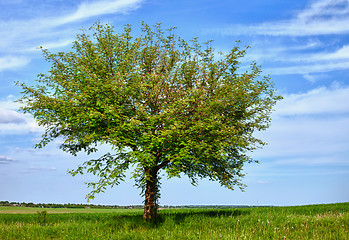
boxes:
[143,168,158,221]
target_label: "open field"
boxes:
[0,206,141,214]
[0,203,348,239]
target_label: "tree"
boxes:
[17,22,281,221]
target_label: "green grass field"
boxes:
[0,203,348,239]
[0,206,140,214]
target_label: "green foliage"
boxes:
[0,203,348,239]
[36,210,47,225]
[17,22,281,209]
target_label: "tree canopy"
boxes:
[17,22,281,221]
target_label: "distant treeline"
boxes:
[0,201,268,209]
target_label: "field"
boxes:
[0,206,137,214]
[0,203,348,239]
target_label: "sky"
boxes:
[0,0,348,206]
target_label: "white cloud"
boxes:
[241,18,349,37]
[0,0,144,60]
[0,120,43,134]
[253,85,349,164]
[266,60,349,75]
[317,45,349,60]
[0,97,21,110]
[0,99,43,134]
[240,37,349,75]
[244,39,324,63]
[0,108,26,123]
[257,116,349,157]
[34,39,74,50]
[216,0,349,36]
[270,45,349,63]
[297,0,349,22]
[257,180,270,184]
[21,166,57,173]
[302,73,329,83]
[278,45,349,63]
[0,56,30,72]
[275,85,349,115]
[274,156,349,166]
[0,156,14,164]
[55,0,142,25]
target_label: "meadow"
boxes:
[0,202,348,239]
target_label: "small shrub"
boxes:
[36,210,48,225]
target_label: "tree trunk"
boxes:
[143,168,158,221]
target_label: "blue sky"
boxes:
[0,0,348,206]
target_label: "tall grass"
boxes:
[0,203,348,239]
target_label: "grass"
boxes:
[0,206,140,214]
[0,203,348,239]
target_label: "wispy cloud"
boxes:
[302,45,349,62]
[0,156,14,164]
[244,39,324,62]
[248,44,349,64]
[37,39,75,50]
[254,85,349,165]
[211,1,349,76]
[21,166,57,174]
[257,115,349,157]
[275,86,349,116]
[269,45,349,74]
[55,0,142,25]
[266,61,349,75]
[274,156,349,166]
[297,0,349,22]
[219,0,349,36]
[302,73,329,83]
[0,0,144,69]
[0,56,30,72]
[245,42,349,75]
[257,180,270,184]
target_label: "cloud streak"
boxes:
[247,44,349,75]
[56,0,142,25]
[0,56,30,72]
[248,44,349,64]
[252,85,349,173]
[219,0,349,36]
[274,156,349,166]
[213,0,349,76]
[266,61,349,75]
[0,0,144,69]
[0,156,14,164]
[21,166,57,174]
[275,86,349,116]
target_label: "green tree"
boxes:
[17,22,281,221]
